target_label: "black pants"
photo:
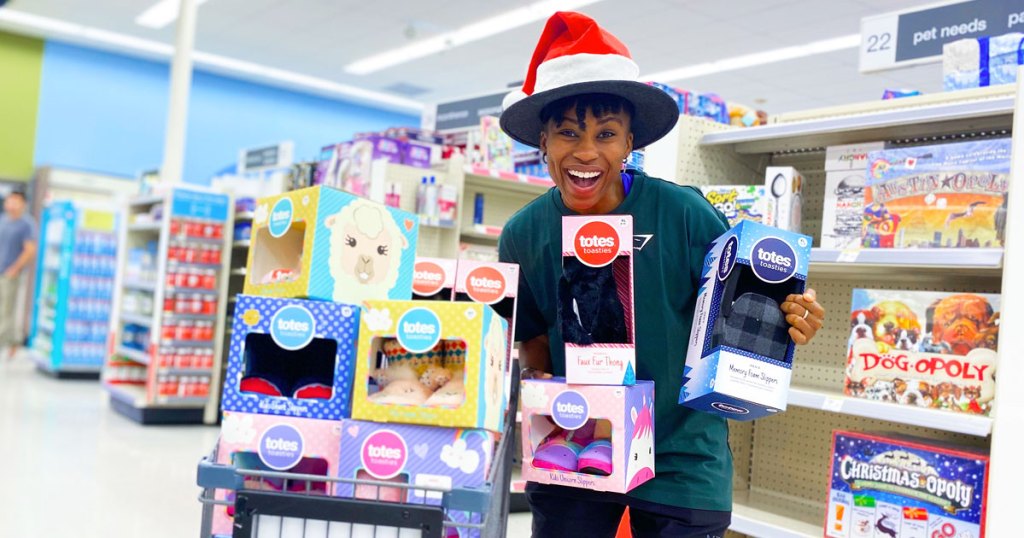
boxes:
[526,483,731,538]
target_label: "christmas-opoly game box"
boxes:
[220,295,359,421]
[825,431,989,538]
[351,300,509,432]
[335,419,497,536]
[681,220,812,420]
[561,215,636,385]
[822,143,884,250]
[244,185,419,303]
[700,185,767,227]
[862,139,1010,249]
[845,289,999,415]
[412,257,457,301]
[211,411,343,536]
[520,378,655,493]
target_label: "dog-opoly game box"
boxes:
[863,139,1010,249]
[413,257,457,301]
[700,185,767,227]
[520,378,655,493]
[846,289,999,415]
[561,215,635,385]
[822,143,885,250]
[681,220,812,420]
[243,185,419,303]
[454,260,520,366]
[221,295,360,421]
[763,166,804,233]
[825,431,989,538]
[212,411,343,536]
[335,419,497,535]
[351,300,509,432]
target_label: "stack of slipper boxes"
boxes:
[520,215,656,493]
[211,185,511,537]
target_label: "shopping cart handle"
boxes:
[444,485,490,514]
[197,456,244,490]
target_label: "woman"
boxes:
[497,12,825,538]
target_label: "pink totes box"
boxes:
[413,257,457,301]
[335,419,498,535]
[454,260,519,364]
[211,411,342,536]
[521,378,654,493]
[561,216,636,385]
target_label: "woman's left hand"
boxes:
[781,288,825,345]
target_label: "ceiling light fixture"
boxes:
[642,34,861,83]
[0,9,422,112]
[344,0,604,75]
[136,0,210,30]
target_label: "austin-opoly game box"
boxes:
[825,431,989,538]
[845,289,999,415]
[862,139,1010,249]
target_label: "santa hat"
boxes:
[500,11,678,149]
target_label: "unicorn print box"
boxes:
[351,301,509,432]
[680,220,812,420]
[335,419,497,535]
[243,185,419,303]
[221,295,359,421]
[520,378,655,493]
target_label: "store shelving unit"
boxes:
[28,201,120,379]
[214,202,253,423]
[656,82,1024,536]
[102,187,234,425]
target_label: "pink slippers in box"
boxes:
[532,419,613,476]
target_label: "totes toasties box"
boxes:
[845,289,999,415]
[454,260,519,368]
[561,216,636,385]
[681,220,812,420]
[412,257,457,301]
[863,139,1010,249]
[825,431,989,538]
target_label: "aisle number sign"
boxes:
[860,0,1024,72]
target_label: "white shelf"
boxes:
[230,268,246,276]
[731,493,821,538]
[159,367,214,376]
[460,230,500,243]
[701,91,1015,153]
[153,396,209,407]
[115,346,150,365]
[235,211,255,220]
[120,312,153,327]
[122,280,157,293]
[787,386,992,437]
[167,260,223,270]
[130,194,165,207]
[159,339,216,348]
[105,382,148,407]
[232,240,251,248]
[162,312,217,321]
[809,248,1003,278]
[464,166,553,196]
[128,221,162,232]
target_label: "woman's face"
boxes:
[540,107,633,215]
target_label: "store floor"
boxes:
[0,352,532,537]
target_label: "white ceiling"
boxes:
[4,0,949,115]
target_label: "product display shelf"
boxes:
[103,187,234,425]
[463,164,554,196]
[671,86,1021,536]
[27,201,119,379]
[216,204,253,421]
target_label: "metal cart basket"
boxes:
[197,364,519,538]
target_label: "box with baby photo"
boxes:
[243,185,419,303]
[845,289,999,415]
[680,220,812,420]
[351,300,509,432]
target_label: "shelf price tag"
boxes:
[822,397,844,413]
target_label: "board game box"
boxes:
[845,289,999,415]
[822,143,884,250]
[862,140,1010,249]
[700,185,767,227]
[825,430,989,538]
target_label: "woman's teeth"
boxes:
[568,170,600,179]
[567,169,602,188]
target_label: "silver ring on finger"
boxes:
[802,308,810,320]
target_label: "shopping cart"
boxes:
[197,363,520,538]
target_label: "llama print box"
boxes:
[825,430,989,538]
[560,215,635,385]
[243,185,419,303]
[212,411,343,536]
[681,220,811,420]
[846,289,999,416]
[335,419,497,537]
[351,300,509,432]
[220,295,359,421]
[520,378,655,493]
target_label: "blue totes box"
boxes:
[680,220,812,420]
[221,295,360,421]
[825,431,989,538]
[243,185,419,303]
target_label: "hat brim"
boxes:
[499,80,679,150]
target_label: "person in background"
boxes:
[0,191,37,359]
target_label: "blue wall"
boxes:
[33,42,418,183]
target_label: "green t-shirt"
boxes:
[498,169,733,511]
